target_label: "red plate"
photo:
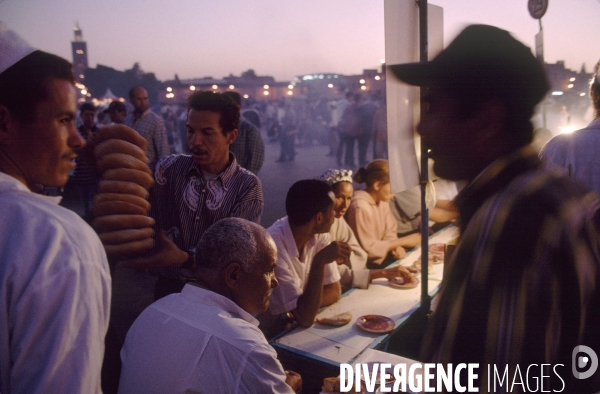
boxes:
[388,276,419,289]
[356,315,395,334]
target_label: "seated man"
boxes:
[265,179,351,331]
[118,218,301,394]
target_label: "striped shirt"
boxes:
[422,147,600,393]
[149,153,264,282]
[124,109,170,168]
[230,120,265,174]
[69,125,99,185]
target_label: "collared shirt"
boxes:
[0,172,111,394]
[150,154,263,282]
[267,217,341,315]
[124,109,170,168]
[230,120,265,174]
[118,284,293,394]
[540,117,600,195]
[422,147,600,392]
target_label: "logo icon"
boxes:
[572,345,598,379]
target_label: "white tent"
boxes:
[101,88,118,100]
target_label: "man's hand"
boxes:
[119,230,188,269]
[314,241,351,266]
[285,370,302,393]
[370,265,412,281]
[391,245,406,260]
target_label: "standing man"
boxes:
[223,91,265,174]
[392,25,600,392]
[122,91,264,300]
[264,179,350,334]
[541,60,600,194]
[119,218,301,394]
[124,85,170,169]
[0,25,110,393]
[62,102,100,222]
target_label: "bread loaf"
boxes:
[89,124,148,152]
[104,238,155,260]
[93,200,148,217]
[97,153,152,175]
[98,180,149,199]
[102,168,154,189]
[94,139,149,164]
[98,227,154,245]
[94,192,150,212]
[93,214,155,233]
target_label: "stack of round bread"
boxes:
[90,124,155,261]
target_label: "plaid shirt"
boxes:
[230,120,265,174]
[124,109,170,168]
[422,147,600,393]
[149,154,264,282]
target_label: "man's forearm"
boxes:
[292,262,326,327]
[320,281,341,307]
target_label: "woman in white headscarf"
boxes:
[318,169,411,291]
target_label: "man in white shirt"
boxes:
[265,179,351,331]
[0,25,111,393]
[119,218,302,394]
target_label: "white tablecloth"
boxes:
[273,224,459,364]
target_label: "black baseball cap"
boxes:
[390,24,549,110]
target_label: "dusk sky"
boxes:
[2,0,599,82]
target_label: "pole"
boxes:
[417,0,430,312]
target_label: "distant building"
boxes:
[294,67,385,100]
[160,70,291,104]
[71,23,88,84]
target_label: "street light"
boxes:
[190,86,196,91]
[167,87,172,92]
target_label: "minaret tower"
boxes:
[71,23,88,83]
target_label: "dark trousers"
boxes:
[278,132,295,161]
[356,132,371,167]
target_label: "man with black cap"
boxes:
[0,23,110,393]
[391,25,600,392]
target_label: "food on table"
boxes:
[413,258,434,273]
[356,315,395,334]
[316,311,352,326]
[429,243,445,264]
[322,376,364,393]
[429,243,445,253]
[388,276,419,289]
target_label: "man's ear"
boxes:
[372,181,382,192]
[227,128,238,145]
[314,211,324,226]
[223,262,242,289]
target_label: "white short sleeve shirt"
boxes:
[267,217,341,315]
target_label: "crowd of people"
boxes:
[2,20,600,394]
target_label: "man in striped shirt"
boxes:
[123,91,264,299]
[391,25,600,392]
